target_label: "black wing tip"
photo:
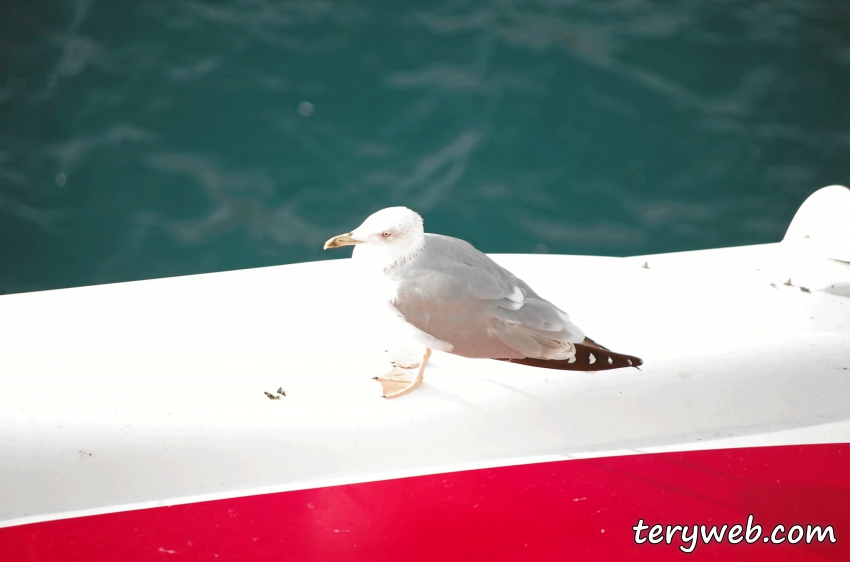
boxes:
[494,347,644,372]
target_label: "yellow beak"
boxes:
[324,232,363,250]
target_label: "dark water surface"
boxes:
[1,1,849,294]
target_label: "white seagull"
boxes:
[324,207,642,398]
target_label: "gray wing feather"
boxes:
[392,234,585,359]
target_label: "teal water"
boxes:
[1,1,848,294]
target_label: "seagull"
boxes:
[324,207,642,398]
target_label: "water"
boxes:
[1,0,848,294]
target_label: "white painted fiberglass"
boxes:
[1,186,848,527]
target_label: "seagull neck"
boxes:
[382,235,425,277]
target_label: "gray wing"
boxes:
[391,234,585,359]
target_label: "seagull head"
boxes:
[324,206,425,264]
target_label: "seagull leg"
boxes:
[374,348,431,399]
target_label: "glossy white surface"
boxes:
[1,186,848,526]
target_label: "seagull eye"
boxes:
[381,231,392,238]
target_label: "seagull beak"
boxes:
[324,232,363,250]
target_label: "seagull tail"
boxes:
[495,338,643,371]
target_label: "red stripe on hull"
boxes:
[2,443,848,561]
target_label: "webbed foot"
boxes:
[373,348,432,398]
